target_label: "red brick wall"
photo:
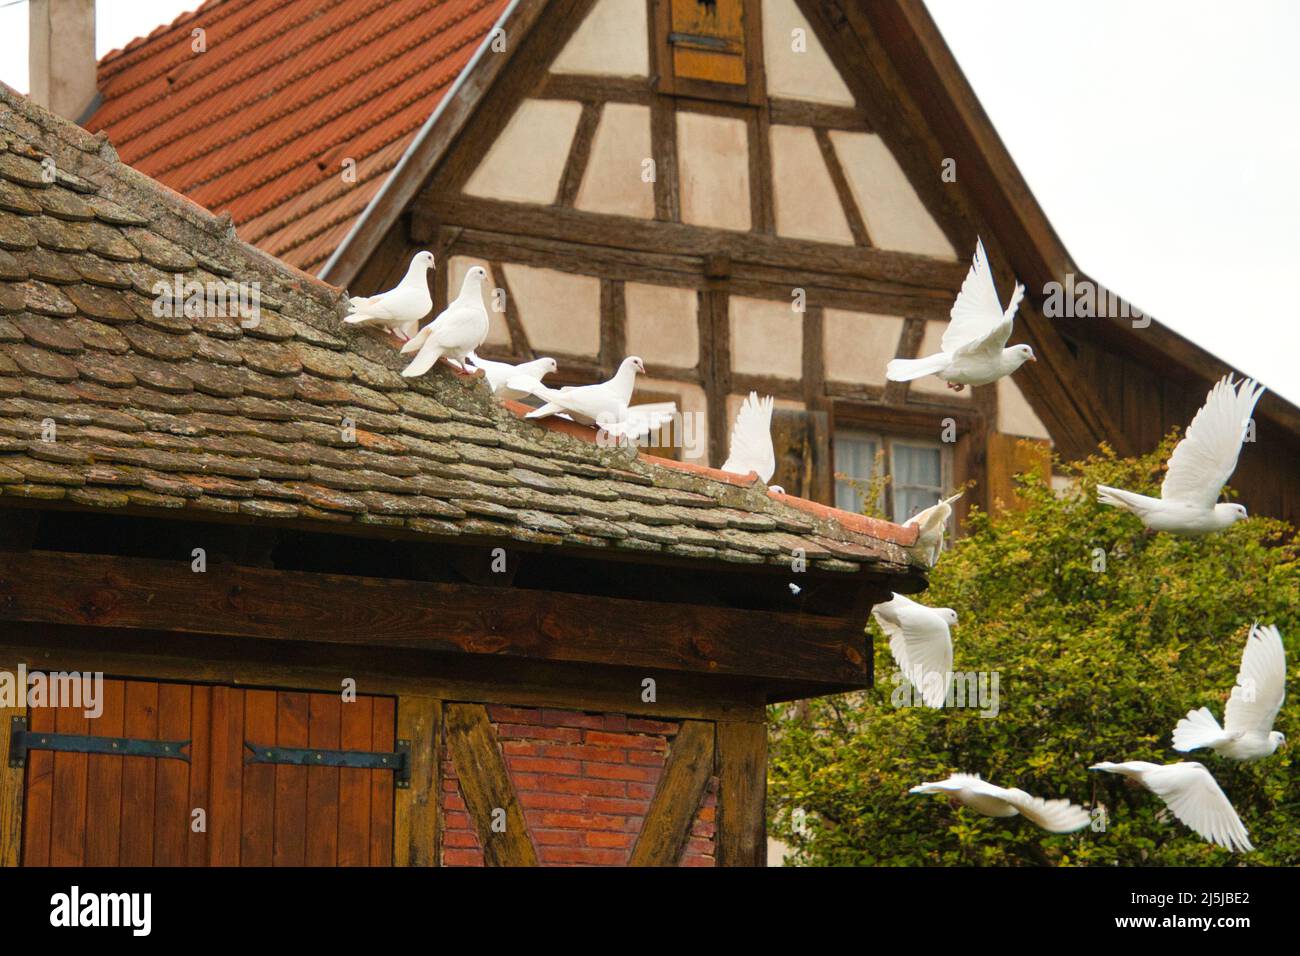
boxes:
[440,704,718,866]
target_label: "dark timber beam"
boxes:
[0,550,871,688]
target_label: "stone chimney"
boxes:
[28,0,99,122]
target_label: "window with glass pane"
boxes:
[891,441,944,522]
[833,432,880,514]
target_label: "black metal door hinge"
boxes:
[243,740,411,789]
[7,716,190,768]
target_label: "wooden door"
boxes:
[19,679,396,866]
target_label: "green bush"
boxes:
[768,436,1299,865]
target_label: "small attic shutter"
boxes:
[771,408,831,504]
[668,0,748,85]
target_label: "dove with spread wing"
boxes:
[886,238,1034,391]
[903,491,962,567]
[399,266,491,378]
[1090,761,1253,852]
[720,392,784,492]
[1173,623,1286,761]
[467,353,559,402]
[870,593,956,708]
[343,250,433,340]
[1097,375,1265,534]
[910,773,1090,833]
[508,356,651,437]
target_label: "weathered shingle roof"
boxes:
[0,84,916,577]
[84,0,511,274]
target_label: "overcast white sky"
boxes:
[1,0,1297,404]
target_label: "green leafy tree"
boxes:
[769,436,1299,865]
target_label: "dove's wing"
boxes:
[1223,623,1286,736]
[941,239,1021,358]
[720,392,776,482]
[999,789,1091,833]
[872,596,952,708]
[1161,377,1265,508]
[904,491,962,532]
[623,402,677,437]
[1143,763,1253,852]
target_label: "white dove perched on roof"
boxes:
[870,593,955,708]
[466,353,558,402]
[1173,623,1286,761]
[1097,375,1265,534]
[903,491,962,567]
[343,250,434,340]
[509,356,662,438]
[909,774,1090,833]
[1090,760,1252,852]
[720,392,784,493]
[886,238,1034,391]
[399,266,490,378]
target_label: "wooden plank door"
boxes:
[20,679,397,866]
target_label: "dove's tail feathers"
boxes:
[886,352,950,383]
[343,313,379,325]
[1096,484,1156,515]
[524,402,564,420]
[398,319,419,340]
[401,346,445,378]
[1172,707,1226,752]
[399,325,433,354]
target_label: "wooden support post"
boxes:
[394,696,440,867]
[0,660,26,866]
[716,719,767,867]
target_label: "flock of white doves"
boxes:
[344,240,1282,854]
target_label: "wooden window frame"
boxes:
[829,416,958,524]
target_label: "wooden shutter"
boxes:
[19,679,398,866]
[665,0,749,87]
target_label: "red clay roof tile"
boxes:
[86,0,511,274]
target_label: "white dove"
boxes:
[1173,623,1286,761]
[1097,375,1265,534]
[343,250,434,340]
[508,356,646,434]
[909,773,1090,833]
[903,491,963,567]
[720,392,783,493]
[886,238,1034,391]
[1090,760,1252,853]
[399,266,491,378]
[870,593,956,708]
[466,353,558,402]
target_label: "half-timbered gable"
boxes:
[83,0,1300,527]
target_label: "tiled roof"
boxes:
[84,0,511,274]
[0,85,918,577]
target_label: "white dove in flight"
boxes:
[720,392,783,492]
[508,356,647,435]
[399,266,491,378]
[1097,375,1265,534]
[910,773,1090,833]
[466,353,559,402]
[903,491,963,567]
[1090,760,1253,853]
[343,250,434,340]
[1173,623,1286,761]
[870,593,956,708]
[886,238,1034,391]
